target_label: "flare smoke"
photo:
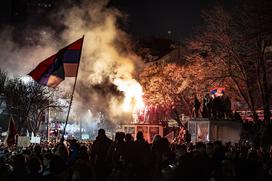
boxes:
[0,0,144,124]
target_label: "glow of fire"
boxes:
[20,76,33,84]
[113,78,145,112]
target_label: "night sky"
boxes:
[0,0,235,41]
[111,0,231,40]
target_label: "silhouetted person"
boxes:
[184,130,191,144]
[55,143,69,162]
[0,163,10,181]
[234,110,242,121]
[107,132,126,169]
[193,142,211,181]
[202,94,210,118]
[91,129,113,181]
[26,156,43,180]
[9,154,27,181]
[212,96,221,118]
[43,155,68,181]
[133,131,151,181]
[194,96,201,118]
[225,96,231,119]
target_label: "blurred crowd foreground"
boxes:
[1,129,272,181]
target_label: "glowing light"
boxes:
[113,78,145,113]
[60,123,80,134]
[88,109,93,117]
[20,76,33,84]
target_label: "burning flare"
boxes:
[113,78,145,112]
[55,0,145,123]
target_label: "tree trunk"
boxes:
[256,40,271,125]
[261,65,271,125]
[248,87,259,122]
[232,77,258,122]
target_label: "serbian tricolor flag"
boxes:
[28,37,84,88]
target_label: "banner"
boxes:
[31,132,41,144]
[17,136,31,147]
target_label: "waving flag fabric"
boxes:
[210,87,225,97]
[28,37,83,88]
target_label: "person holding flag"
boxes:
[28,36,84,139]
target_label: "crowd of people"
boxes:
[0,129,272,181]
[194,94,232,119]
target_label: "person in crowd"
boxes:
[1,129,272,181]
[43,155,68,181]
[107,132,126,180]
[133,131,151,181]
[91,129,113,181]
[9,154,27,181]
[108,132,126,167]
[202,93,210,118]
[0,163,11,181]
[224,96,232,119]
[193,95,201,118]
[25,156,43,180]
[184,130,191,144]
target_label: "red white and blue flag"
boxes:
[28,37,84,88]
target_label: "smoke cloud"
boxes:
[60,0,144,124]
[0,0,144,127]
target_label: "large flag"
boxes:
[5,116,17,147]
[28,37,84,88]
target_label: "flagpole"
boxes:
[62,35,84,141]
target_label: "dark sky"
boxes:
[111,0,229,40]
[0,0,233,41]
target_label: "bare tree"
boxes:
[237,0,272,124]
[186,1,272,122]
[139,62,208,125]
[0,70,7,94]
[0,70,65,134]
